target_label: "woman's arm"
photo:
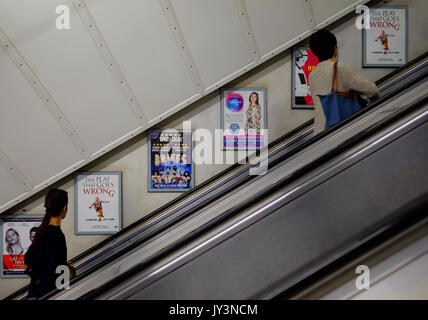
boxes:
[340,63,379,97]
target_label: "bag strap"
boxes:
[332,61,358,100]
[331,61,338,92]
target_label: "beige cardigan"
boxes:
[309,61,379,135]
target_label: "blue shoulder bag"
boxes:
[318,62,361,129]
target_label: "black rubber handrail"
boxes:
[67,52,428,264]
[78,94,428,300]
[6,51,426,300]
[374,51,427,86]
[5,118,313,300]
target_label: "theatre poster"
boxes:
[221,88,267,150]
[74,172,122,235]
[1,215,43,278]
[363,6,408,67]
[292,47,319,109]
[148,129,194,192]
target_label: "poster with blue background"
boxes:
[148,129,194,192]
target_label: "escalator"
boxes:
[7,52,428,300]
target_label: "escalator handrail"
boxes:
[6,52,427,300]
[64,52,428,266]
[79,92,428,301]
[63,52,428,266]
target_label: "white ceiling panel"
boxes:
[310,0,366,27]
[244,0,311,60]
[170,0,254,91]
[0,164,26,210]
[0,0,141,154]
[0,49,82,187]
[85,0,199,123]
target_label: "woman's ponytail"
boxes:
[31,189,68,247]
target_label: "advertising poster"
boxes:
[75,172,122,235]
[292,47,319,109]
[1,215,43,278]
[221,88,267,150]
[148,129,194,192]
[363,6,408,67]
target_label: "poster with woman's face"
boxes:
[1,216,43,278]
[292,47,319,109]
[221,88,267,150]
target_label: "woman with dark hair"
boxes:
[246,92,262,135]
[24,188,74,299]
[309,29,379,134]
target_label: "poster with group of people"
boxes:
[148,129,194,192]
[74,172,122,235]
[1,215,43,278]
[221,88,267,150]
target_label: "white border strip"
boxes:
[72,0,149,126]
[0,27,89,159]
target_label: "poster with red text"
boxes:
[363,6,408,67]
[75,172,122,234]
[292,47,319,109]
[1,215,43,278]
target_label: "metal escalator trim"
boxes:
[275,211,428,300]
[78,95,428,300]
[8,52,427,301]
[375,51,428,86]
[49,53,428,267]
[51,73,426,300]
[70,118,315,262]
[5,119,313,301]
[98,102,428,300]
[41,53,428,270]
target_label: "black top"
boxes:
[24,225,67,299]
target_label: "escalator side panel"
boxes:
[121,120,428,300]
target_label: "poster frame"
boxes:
[74,171,122,235]
[147,129,195,193]
[220,87,268,151]
[0,214,44,278]
[291,46,319,109]
[363,5,408,68]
